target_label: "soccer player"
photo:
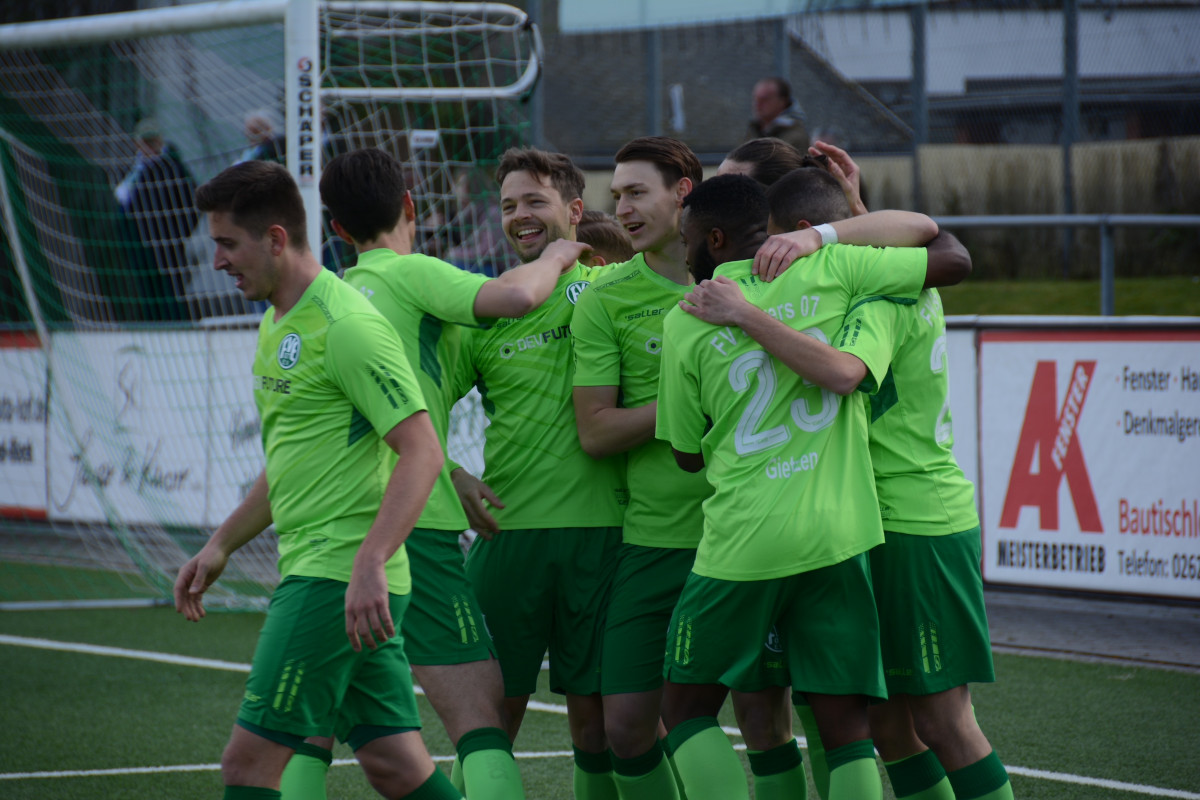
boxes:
[576,209,634,266]
[174,161,456,800]
[657,173,969,800]
[570,136,706,800]
[279,147,589,800]
[447,147,628,799]
[690,164,1013,800]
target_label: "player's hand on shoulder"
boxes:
[753,229,821,282]
[681,276,751,327]
[544,239,593,272]
[450,467,504,539]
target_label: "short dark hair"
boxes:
[576,210,634,264]
[766,168,852,229]
[682,174,769,243]
[496,147,585,202]
[614,136,703,188]
[196,161,307,248]
[725,138,807,187]
[759,76,792,105]
[320,148,407,243]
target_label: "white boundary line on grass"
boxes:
[3,635,1198,799]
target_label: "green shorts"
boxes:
[601,544,696,695]
[870,527,995,695]
[665,554,885,701]
[237,576,422,747]
[402,528,496,666]
[466,527,621,696]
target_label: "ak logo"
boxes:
[645,336,662,355]
[565,281,590,305]
[999,360,1102,533]
[277,333,302,370]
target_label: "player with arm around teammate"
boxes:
[173,161,456,800]
[447,147,629,800]
[686,163,1012,800]
[272,147,590,800]
[656,174,946,800]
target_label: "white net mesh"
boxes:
[0,1,532,608]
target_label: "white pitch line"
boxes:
[0,635,251,672]
[1004,766,1200,800]
[3,635,1196,799]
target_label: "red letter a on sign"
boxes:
[999,360,1103,532]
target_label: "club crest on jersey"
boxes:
[565,281,590,305]
[277,333,302,370]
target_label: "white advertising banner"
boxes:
[980,329,1200,599]
[0,333,48,518]
[47,331,211,527]
[205,329,265,528]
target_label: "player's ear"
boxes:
[708,227,725,250]
[794,220,813,231]
[267,223,288,255]
[568,197,584,226]
[674,177,694,206]
[402,191,417,222]
[330,218,355,245]
[585,254,608,267]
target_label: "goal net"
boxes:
[0,0,536,609]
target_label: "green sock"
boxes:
[457,727,524,800]
[747,740,807,800]
[224,788,282,800]
[794,698,830,800]
[610,739,680,800]
[946,751,1013,800]
[661,737,689,800]
[401,767,465,800]
[826,740,881,800]
[450,756,465,793]
[279,742,332,800]
[884,750,953,800]
[573,745,618,800]
[665,717,750,800]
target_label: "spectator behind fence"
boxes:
[235,108,285,164]
[114,118,198,321]
[743,77,809,153]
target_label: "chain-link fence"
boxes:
[535,0,1200,281]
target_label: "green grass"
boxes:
[2,607,1198,799]
[939,275,1200,316]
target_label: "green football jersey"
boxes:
[343,249,488,531]
[838,289,979,535]
[656,246,925,581]
[253,268,428,593]
[571,254,709,548]
[453,263,628,529]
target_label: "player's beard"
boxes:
[689,245,720,283]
